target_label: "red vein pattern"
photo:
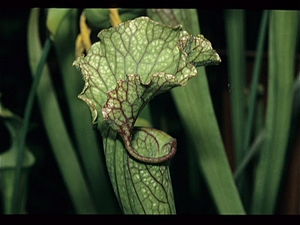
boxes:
[73,16,220,214]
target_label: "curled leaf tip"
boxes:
[128,127,177,163]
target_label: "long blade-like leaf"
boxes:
[47,8,119,213]
[224,9,247,165]
[11,37,50,214]
[251,10,299,214]
[27,8,97,213]
[148,9,245,214]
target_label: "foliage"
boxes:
[0,8,299,214]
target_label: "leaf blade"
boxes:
[49,8,119,213]
[27,8,97,214]
[148,8,245,214]
[251,10,299,214]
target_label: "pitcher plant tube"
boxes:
[73,16,221,214]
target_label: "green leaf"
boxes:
[103,127,176,214]
[224,9,268,211]
[251,10,299,214]
[224,10,247,166]
[0,103,35,214]
[102,74,178,163]
[147,9,201,36]
[73,17,220,161]
[73,16,220,214]
[233,10,269,186]
[46,9,72,40]
[48,8,119,213]
[27,8,97,214]
[85,8,147,30]
[0,104,35,168]
[147,9,245,214]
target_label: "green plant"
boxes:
[1,8,299,214]
[73,16,221,214]
[251,10,299,214]
[0,103,35,214]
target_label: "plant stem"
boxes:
[233,10,269,182]
[234,129,265,180]
[242,10,269,168]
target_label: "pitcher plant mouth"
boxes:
[73,16,220,163]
